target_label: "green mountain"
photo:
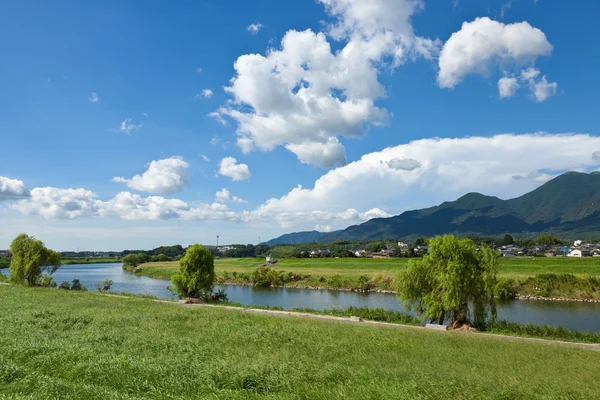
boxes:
[265,172,600,245]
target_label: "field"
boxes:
[139,256,600,281]
[1,285,600,399]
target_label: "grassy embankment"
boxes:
[137,257,600,299]
[1,285,600,399]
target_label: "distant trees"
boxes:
[394,235,499,329]
[502,234,514,245]
[170,244,215,299]
[136,253,150,264]
[535,234,563,246]
[8,234,61,286]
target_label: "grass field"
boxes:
[2,285,600,399]
[139,256,600,281]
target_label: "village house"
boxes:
[354,250,367,258]
[0,250,9,257]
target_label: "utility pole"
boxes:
[216,235,219,248]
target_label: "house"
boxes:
[0,250,9,258]
[368,249,393,259]
[574,240,584,247]
[397,242,409,254]
[568,249,591,257]
[354,250,367,258]
[502,250,515,258]
[414,245,429,255]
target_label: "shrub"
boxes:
[356,275,375,291]
[70,279,87,291]
[94,279,113,292]
[170,244,215,299]
[207,289,229,303]
[267,269,281,286]
[59,281,71,290]
[495,279,517,300]
[40,275,57,288]
[122,254,139,269]
[251,267,271,287]
[328,275,344,288]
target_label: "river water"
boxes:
[2,263,600,332]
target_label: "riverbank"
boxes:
[135,258,600,301]
[62,257,121,265]
[2,284,600,399]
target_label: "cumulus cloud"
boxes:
[438,17,553,89]
[212,0,439,168]
[286,138,347,168]
[246,23,263,35]
[218,157,251,181]
[254,134,600,229]
[119,118,143,134]
[13,134,600,233]
[112,157,190,195]
[498,76,519,98]
[0,177,30,201]
[88,92,99,103]
[385,158,421,171]
[13,188,99,219]
[196,89,213,99]
[215,188,247,204]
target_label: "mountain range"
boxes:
[265,172,600,245]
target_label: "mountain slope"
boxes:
[266,172,600,244]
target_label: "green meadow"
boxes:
[1,284,600,399]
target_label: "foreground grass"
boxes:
[2,285,600,399]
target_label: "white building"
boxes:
[573,240,584,247]
[568,249,585,257]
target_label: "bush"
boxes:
[59,281,71,290]
[266,269,281,286]
[328,275,344,288]
[122,254,139,269]
[251,267,271,287]
[207,289,229,303]
[495,279,517,300]
[94,279,113,292]
[40,275,57,288]
[70,279,87,291]
[170,244,215,299]
[356,275,375,291]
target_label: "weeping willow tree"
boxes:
[394,235,499,329]
[9,234,61,286]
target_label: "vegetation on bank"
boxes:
[61,257,121,264]
[134,256,600,300]
[2,284,600,399]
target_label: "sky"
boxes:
[1,0,600,251]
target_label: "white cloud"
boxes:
[498,76,520,98]
[315,224,333,232]
[196,67,203,73]
[12,134,600,234]
[531,76,557,102]
[519,68,557,102]
[215,188,247,204]
[208,112,228,126]
[201,154,210,162]
[286,138,347,168]
[385,158,421,170]
[438,17,553,89]
[196,89,213,99]
[218,157,251,181]
[0,177,30,201]
[13,188,99,219]
[88,92,99,103]
[247,23,263,35]
[112,157,190,195]
[119,118,143,134]
[213,0,439,168]
[254,134,600,230]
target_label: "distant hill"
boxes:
[266,172,600,245]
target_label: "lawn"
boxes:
[140,256,600,281]
[1,284,600,399]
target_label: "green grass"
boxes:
[2,285,600,399]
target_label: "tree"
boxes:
[122,254,140,269]
[156,254,172,262]
[170,244,215,299]
[394,235,499,329]
[502,234,514,245]
[8,234,61,286]
[136,253,150,264]
[535,234,562,246]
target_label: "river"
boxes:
[2,263,600,332]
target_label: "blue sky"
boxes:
[1,0,600,250]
